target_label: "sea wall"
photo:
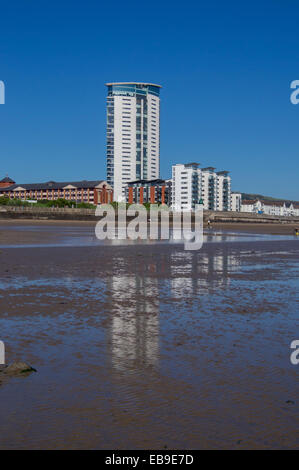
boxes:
[0,205,299,223]
[204,210,299,224]
[0,206,98,221]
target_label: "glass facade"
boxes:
[106,97,114,186]
[107,83,160,98]
[135,95,149,179]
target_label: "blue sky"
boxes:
[0,0,298,199]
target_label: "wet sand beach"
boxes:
[0,218,298,246]
[0,222,298,449]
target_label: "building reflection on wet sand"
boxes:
[105,247,240,371]
[105,273,160,372]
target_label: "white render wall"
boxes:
[231,193,242,212]
[293,206,299,216]
[241,201,262,213]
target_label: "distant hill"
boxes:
[241,193,299,205]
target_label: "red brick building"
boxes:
[0,176,15,188]
[125,179,171,205]
[0,177,113,204]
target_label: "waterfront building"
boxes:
[241,199,299,216]
[125,179,171,205]
[261,200,287,216]
[106,82,161,202]
[0,176,15,188]
[171,163,201,212]
[200,167,216,210]
[293,203,299,216]
[231,192,242,212]
[171,163,231,212]
[0,177,113,204]
[215,171,231,211]
[240,199,263,213]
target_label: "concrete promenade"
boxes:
[0,205,299,224]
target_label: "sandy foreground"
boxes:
[0,223,298,449]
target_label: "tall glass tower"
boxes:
[106,82,161,201]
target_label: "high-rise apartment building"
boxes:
[106,82,161,201]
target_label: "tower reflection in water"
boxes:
[106,273,160,372]
[105,247,240,371]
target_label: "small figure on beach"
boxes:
[294,228,299,236]
[207,219,212,229]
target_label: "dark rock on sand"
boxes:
[0,362,37,378]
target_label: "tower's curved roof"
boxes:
[106,82,162,88]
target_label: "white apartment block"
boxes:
[231,192,242,212]
[171,163,231,212]
[201,167,217,210]
[106,82,161,201]
[215,170,231,211]
[171,163,201,212]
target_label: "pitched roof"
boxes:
[0,180,106,192]
[0,176,15,183]
[242,199,258,205]
[261,200,285,207]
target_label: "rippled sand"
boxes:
[0,224,298,449]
